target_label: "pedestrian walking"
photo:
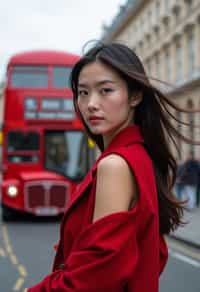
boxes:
[179,153,200,209]
[196,158,200,207]
[27,42,197,292]
[175,161,185,200]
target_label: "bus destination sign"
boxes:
[24,97,75,120]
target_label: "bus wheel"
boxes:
[2,206,14,222]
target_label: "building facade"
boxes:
[102,0,200,161]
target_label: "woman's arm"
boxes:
[93,154,139,221]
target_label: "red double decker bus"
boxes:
[1,50,95,220]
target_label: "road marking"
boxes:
[1,224,28,291]
[13,277,25,291]
[18,264,27,277]
[0,247,6,257]
[7,244,13,254]
[166,236,200,263]
[169,249,200,268]
[10,253,18,265]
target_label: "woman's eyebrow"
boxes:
[97,80,116,86]
[78,80,116,87]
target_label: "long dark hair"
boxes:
[70,42,197,235]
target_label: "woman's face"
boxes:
[77,61,134,145]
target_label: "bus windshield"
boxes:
[45,131,89,180]
[52,66,72,88]
[11,66,48,88]
[10,65,72,88]
[7,131,40,163]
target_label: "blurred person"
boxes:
[27,42,198,292]
[45,136,69,176]
[180,152,200,209]
[175,160,185,200]
[196,156,200,207]
[53,143,69,174]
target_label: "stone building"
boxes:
[102,0,200,161]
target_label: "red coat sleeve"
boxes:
[28,211,139,292]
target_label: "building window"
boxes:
[148,9,152,27]
[176,43,183,81]
[139,41,144,54]
[146,59,151,75]
[140,18,144,34]
[134,23,138,40]
[176,111,182,159]
[173,5,181,24]
[146,34,151,47]
[187,30,195,75]
[187,99,194,156]
[155,53,160,78]
[164,0,170,13]
[165,47,171,81]
[156,0,160,21]
[185,0,193,13]
[155,26,160,39]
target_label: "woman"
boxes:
[27,42,188,291]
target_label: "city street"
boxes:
[160,247,200,292]
[1,0,200,291]
[0,213,60,291]
[0,209,199,292]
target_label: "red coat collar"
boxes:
[64,125,144,217]
[98,125,144,159]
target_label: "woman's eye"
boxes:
[101,88,113,94]
[78,90,88,96]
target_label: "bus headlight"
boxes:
[7,185,18,197]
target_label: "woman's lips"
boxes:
[88,116,104,124]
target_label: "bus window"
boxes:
[7,131,40,163]
[45,131,89,180]
[7,131,40,151]
[8,155,39,163]
[11,66,48,88]
[52,66,72,88]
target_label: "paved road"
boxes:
[160,255,200,292]
[0,211,200,292]
[0,215,60,291]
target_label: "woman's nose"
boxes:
[87,94,99,111]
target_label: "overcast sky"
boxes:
[0,0,126,81]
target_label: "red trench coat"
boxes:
[28,125,168,292]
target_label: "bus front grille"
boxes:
[25,181,69,213]
[26,185,45,208]
[50,185,67,208]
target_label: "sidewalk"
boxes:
[171,207,200,248]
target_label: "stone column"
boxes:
[181,29,189,81]
[194,17,200,71]
[171,40,177,83]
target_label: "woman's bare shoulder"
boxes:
[93,154,139,222]
[98,153,130,171]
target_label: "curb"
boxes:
[169,234,200,249]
